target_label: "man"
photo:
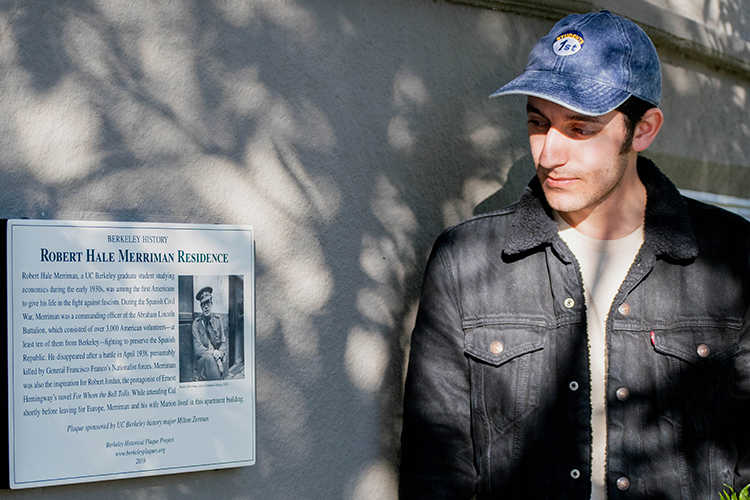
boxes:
[193,286,228,381]
[400,10,750,499]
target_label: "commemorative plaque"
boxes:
[5,220,255,488]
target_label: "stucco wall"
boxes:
[0,0,748,498]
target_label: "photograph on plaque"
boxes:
[178,275,245,383]
[5,220,256,489]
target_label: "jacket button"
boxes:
[564,298,575,308]
[617,302,631,316]
[697,344,710,358]
[490,341,504,355]
[570,469,580,479]
[616,387,630,401]
[616,476,630,490]
[569,381,579,391]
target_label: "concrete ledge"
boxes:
[679,189,750,220]
[444,0,750,78]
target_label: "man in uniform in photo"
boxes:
[193,286,228,381]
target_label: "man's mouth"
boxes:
[544,175,577,188]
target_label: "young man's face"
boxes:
[526,96,637,219]
[201,299,212,316]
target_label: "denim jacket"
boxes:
[400,158,750,499]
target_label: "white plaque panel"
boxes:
[6,219,255,488]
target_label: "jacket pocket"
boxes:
[464,324,547,432]
[652,324,740,438]
[652,325,740,366]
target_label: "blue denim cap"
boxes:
[490,11,661,116]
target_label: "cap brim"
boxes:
[490,70,631,116]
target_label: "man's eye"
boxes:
[528,119,547,128]
[573,127,596,136]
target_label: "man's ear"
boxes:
[632,108,664,152]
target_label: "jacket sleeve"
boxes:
[734,300,750,487]
[399,236,477,499]
[192,320,209,358]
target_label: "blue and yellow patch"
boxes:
[553,30,584,56]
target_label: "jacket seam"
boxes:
[434,243,464,322]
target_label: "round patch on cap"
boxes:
[553,30,584,56]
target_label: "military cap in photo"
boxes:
[196,286,213,303]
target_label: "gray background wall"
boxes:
[1,0,748,498]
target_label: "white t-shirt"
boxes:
[556,213,644,500]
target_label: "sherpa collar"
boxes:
[503,156,698,261]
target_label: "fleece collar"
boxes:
[503,156,698,261]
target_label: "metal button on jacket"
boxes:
[617,476,631,491]
[616,387,630,401]
[618,302,631,316]
[490,341,504,355]
[697,344,710,358]
[570,469,580,479]
[564,297,575,308]
[569,381,579,391]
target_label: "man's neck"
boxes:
[558,163,647,240]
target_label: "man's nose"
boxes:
[538,127,568,170]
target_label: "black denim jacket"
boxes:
[400,158,750,499]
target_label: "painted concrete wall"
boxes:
[643,0,750,41]
[0,0,748,498]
